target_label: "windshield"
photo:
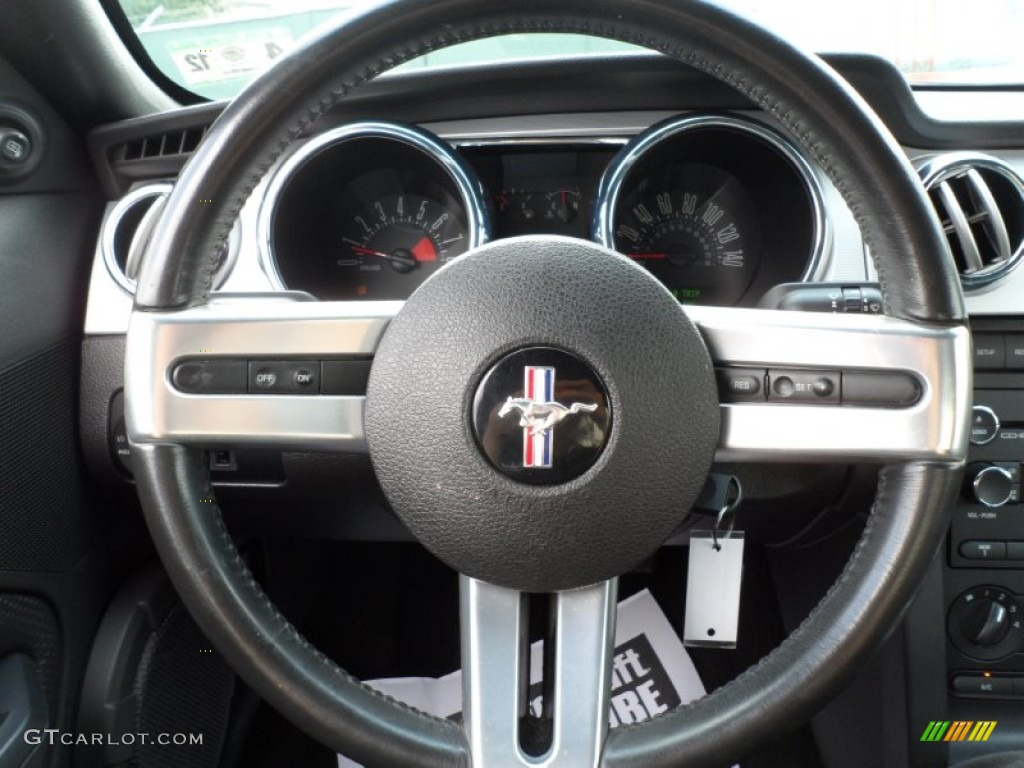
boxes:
[116,0,1024,100]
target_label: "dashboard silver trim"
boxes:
[255,120,491,292]
[452,136,629,149]
[461,576,616,768]
[125,298,969,464]
[593,114,829,287]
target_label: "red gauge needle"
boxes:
[628,253,669,260]
[350,245,390,259]
[350,244,417,272]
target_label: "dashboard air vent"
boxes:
[917,153,1024,290]
[101,183,237,294]
[115,124,209,162]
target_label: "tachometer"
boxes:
[338,194,467,294]
[260,121,488,300]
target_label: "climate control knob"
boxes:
[961,598,1010,647]
[948,586,1023,661]
[968,464,1015,508]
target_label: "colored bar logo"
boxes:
[523,366,554,468]
[920,721,997,742]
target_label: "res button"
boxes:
[716,368,764,401]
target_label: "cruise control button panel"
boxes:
[170,358,370,395]
[716,367,921,408]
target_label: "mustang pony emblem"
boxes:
[498,398,598,435]
[498,365,598,468]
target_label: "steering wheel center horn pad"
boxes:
[366,236,719,592]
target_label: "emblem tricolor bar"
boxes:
[523,366,554,468]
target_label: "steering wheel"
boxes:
[124,0,971,765]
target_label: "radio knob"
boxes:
[969,464,1015,508]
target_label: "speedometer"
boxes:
[612,164,760,305]
[596,114,826,307]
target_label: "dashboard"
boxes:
[69,51,1024,767]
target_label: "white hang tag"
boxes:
[684,531,745,649]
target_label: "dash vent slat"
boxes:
[918,153,1024,290]
[110,123,212,165]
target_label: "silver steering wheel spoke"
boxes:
[690,304,971,463]
[126,298,971,462]
[125,297,401,450]
[461,576,618,768]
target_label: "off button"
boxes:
[254,369,278,389]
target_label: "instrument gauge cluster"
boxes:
[261,116,826,306]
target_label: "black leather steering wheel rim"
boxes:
[127,1,967,766]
